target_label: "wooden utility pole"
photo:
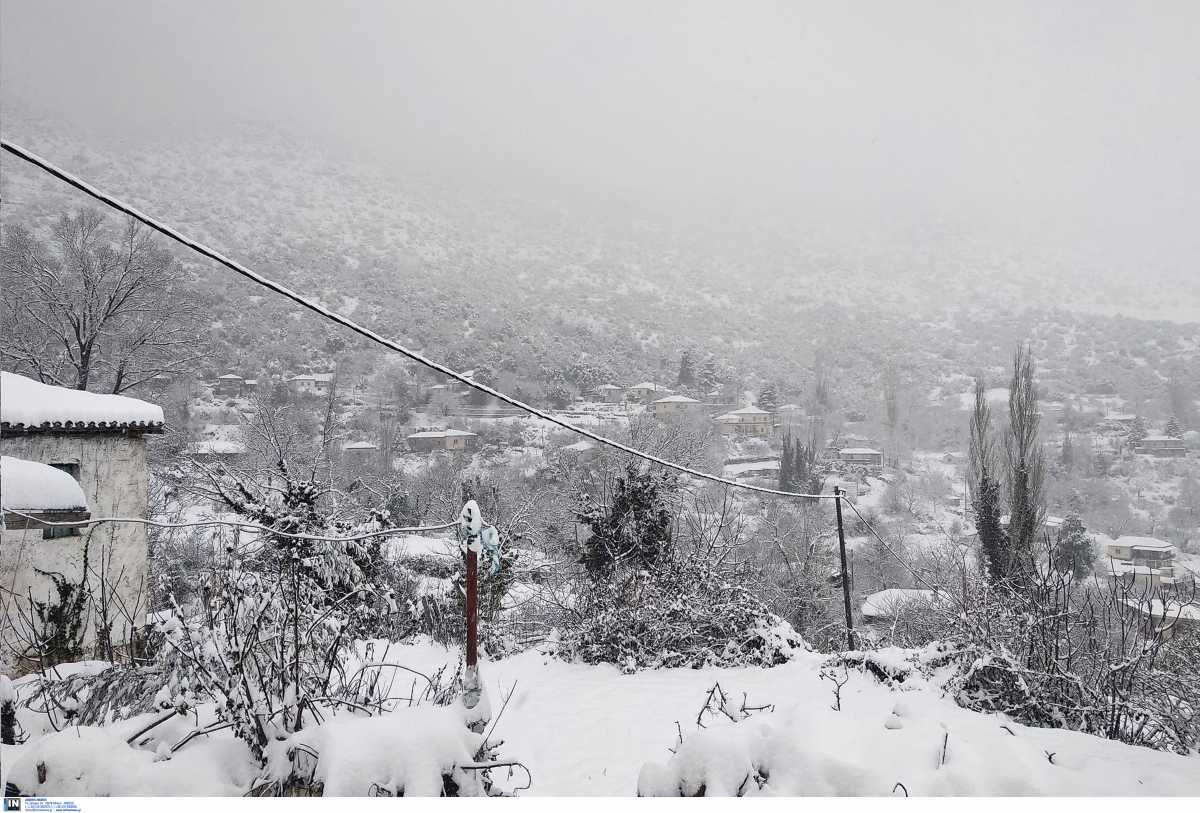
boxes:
[834,486,855,650]
[458,500,486,731]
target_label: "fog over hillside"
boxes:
[3,1,1199,321]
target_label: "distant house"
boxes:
[288,372,335,396]
[184,438,247,461]
[214,373,245,397]
[406,429,479,452]
[714,405,773,437]
[1,371,163,666]
[1104,536,1177,589]
[1135,435,1187,458]
[999,514,1065,536]
[860,588,944,626]
[591,384,625,404]
[838,447,884,468]
[1121,598,1200,641]
[342,440,380,470]
[626,382,667,403]
[651,395,706,419]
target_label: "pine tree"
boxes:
[757,382,779,412]
[577,464,674,579]
[1128,416,1148,447]
[677,350,696,387]
[1165,415,1183,439]
[697,356,720,395]
[1052,513,1094,578]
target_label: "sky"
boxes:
[3,1,1199,269]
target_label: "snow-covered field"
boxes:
[5,639,1198,797]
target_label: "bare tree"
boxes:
[0,209,203,393]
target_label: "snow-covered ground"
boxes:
[5,639,1198,796]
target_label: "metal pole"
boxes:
[465,540,478,669]
[834,486,855,650]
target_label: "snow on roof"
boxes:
[1140,434,1181,442]
[406,429,478,439]
[1,371,164,433]
[731,406,769,415]
[342,441,379,450]
[629,382,660,390]
[1123,599,1200,624]
[289,374,315,381]
[563,440,597,452]
[861,588,941,619]
[839,447,882,456]
[1,456,88,512]
[1113,536,1176,552]
[217,374,243,380]
[185,440,247,456]
[653,395,700,404]
[596,384,622,390]
[999,514,1064,528]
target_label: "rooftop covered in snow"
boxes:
[406,429,478,439]
[1,372,164,434]
[861,588,943,619]
[1,455,89,513]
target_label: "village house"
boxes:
[1,371,164,665]
[1103,536,1176,589]
[999,514,1065,537]
[625,382,668,403]
[838,447,884,468]
[590,384,625,404]
[214,373,246,397]
[860,588,945,631]
[651,395,707,420]
[714,405,773,437]
[406,428,479,452]
[288,372,335,397]
[1135,435,1187,458]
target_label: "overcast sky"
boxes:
[3,1,1199,261]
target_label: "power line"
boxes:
[1,139,836,501]
[2,507,457,543]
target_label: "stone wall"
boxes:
[1,432,150,663]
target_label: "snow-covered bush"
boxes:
[559,556,807,671]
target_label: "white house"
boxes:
[1,372,163,668]
[406,429,479,452]
[288,372,335,396]
[1104,536,1177,588]
[714,405,773,437]
[625,382,667,403]
[651,395,706,419]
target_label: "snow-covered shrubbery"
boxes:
[559,558,808,671]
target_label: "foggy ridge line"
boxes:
[0,139,835,501]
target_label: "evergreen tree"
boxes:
[577,464,674,579]
[1052,513,1094,578]
[1004,344,1046,569]
[969,377,1007,581]
[1060,430,1074,470]
[757,382,779,412]
[778,433,794,491]
[1165,415,1183,439]
[677,350,696,387]
[1128,416,1148,447]
[697,356,720,395]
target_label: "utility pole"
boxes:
[834,486,855,650]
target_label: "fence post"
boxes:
[834,487,856,650]
[458,501,489,732]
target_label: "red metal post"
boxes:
[465,542,478,668]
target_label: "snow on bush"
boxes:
[4,725,254,796]
[559,558,808,672]
[263,705,486,796]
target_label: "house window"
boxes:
[50,462,81,480]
